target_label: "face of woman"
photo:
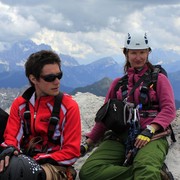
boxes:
[127,49,149,69]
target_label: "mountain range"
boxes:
[0,40,180,104]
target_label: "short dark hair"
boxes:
[25,50,61,86]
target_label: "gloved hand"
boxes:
[135,125,155,148]
[80,142,89,157]
[0,146,18,160]
[0,146,19,172]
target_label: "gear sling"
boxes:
[114,65,176,142]
[21,86,64,155]
[0,86,63,145]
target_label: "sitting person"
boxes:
[0,50,81,180]
[79,32,176,180]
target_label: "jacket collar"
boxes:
[127,64,149,76]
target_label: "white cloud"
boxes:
[32,28,124,63]
[0,0,180,63]
[0,2,40,42]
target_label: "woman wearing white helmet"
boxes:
[79,32,176,180]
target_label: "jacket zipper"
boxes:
[33,97,41,134]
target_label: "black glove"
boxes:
[137,125,155,142]
[80,143,89,157]
[0,146,17,160]
[141,129,154,138]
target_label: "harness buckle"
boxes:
[23,110,31,120]
[140,112,149,118]
[48,117,59,137]
[49,116,59,125]
[140,86,148,93]
[140,111,157,118]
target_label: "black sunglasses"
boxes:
[40,72,63,82]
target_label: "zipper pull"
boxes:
[34,112,36,119]
[113,103,117,111]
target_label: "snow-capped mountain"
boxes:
[0,40,179,100]
[0,40,124,89]
[0,40,52,72]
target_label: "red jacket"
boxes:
[87,65,176,142]
[2,92,81,166]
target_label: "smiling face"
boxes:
[126,49,150,69]
[29,63,61,98]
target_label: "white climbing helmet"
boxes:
[124,32,150,49]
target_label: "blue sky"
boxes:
[0,0,179,64]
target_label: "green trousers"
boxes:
[79,137,168,180]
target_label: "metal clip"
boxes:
[113,103,117,111]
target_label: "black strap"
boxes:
[139,71,152,106]
[22,86,35,138]
[127,72,149,98]
[114,75,128,100]
[48,92,63,143]
[169,124,176,142]
[115,71,149,101]
[23,103,31,137]
[114,75,128,92]
[151,66,161,90]
[22,87,64,144]
[22,86,35,100]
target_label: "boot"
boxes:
[160,163,174,180]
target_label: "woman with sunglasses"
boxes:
[0,50,81,180]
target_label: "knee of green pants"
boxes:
[132,138,168,180]
[79,140,127,180]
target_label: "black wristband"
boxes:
[80,143,89,156]
[140,128,154,139]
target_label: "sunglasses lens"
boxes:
[57,72,63,79]
[44,75,56,82]
[41,72,63,82]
